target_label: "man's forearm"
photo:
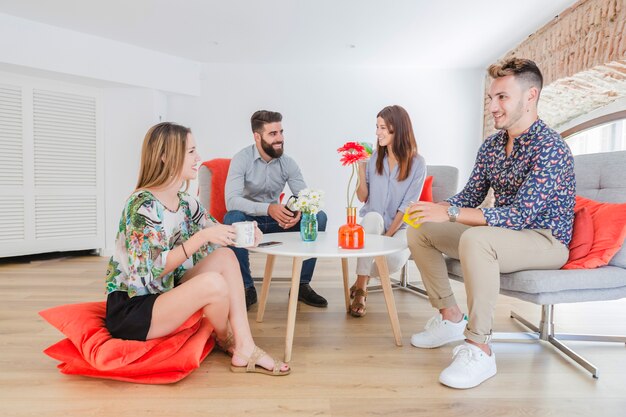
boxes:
[227,196,270,216]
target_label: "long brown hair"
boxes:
[135,122,192,191]
[375,105,418,181]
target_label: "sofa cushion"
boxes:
[446,257,626,295]
[609,244,626,269]
[562,196,626,270]
[565,206,593,263]
[200,158,231,223]
[419,176,434,202]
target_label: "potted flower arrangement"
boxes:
[336,141,373,249]
[292,188,324,241]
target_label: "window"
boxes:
[562,111,626,156]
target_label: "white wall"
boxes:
[0,12,487,250]
[169,64,485,231]
[102,88,167,253]
[0,13,196,254]
[0,13,202,96]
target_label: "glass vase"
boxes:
[300,212,318,241]
[338,207,364,249]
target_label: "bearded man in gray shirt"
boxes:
[224,110,328,310]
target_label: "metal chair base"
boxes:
[494,305,626,379]
[367,263,429,298]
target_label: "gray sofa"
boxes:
[446,150,626,378]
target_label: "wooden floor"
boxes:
[1,252,625,417]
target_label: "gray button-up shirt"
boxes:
[360,152,427,232]
[225,144,307,216]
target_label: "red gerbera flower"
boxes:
[337,142,368,166]
[337,141,371,206]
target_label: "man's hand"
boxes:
[407,201,487,226]
[268,204,298,229]
[407,202,449,224]
[283,210,301,229]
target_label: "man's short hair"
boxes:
[488,58,543,94]
[251,110,282,134]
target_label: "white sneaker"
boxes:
[410,313,467,348]
[439,343,497,389]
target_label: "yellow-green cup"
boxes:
[403,208,423,229]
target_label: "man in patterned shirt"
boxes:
[405,58,575,389]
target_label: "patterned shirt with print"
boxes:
[446,119,576,246]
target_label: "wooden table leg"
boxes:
[375,255,403,346]
[341,258,350,312]
[284,256,303,362]
[256,254,276,323]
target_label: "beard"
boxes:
[261,139,284,159]
[494,100,524,131]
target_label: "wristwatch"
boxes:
[447,206,460,222]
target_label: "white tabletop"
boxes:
[248,232,407,258]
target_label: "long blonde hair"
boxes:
[135,122,192,191]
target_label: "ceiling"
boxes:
[0,0,578,68]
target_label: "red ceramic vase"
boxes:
[338,207,364,249]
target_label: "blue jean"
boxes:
[223,210,328,289]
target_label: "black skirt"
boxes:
[105,291,160,341]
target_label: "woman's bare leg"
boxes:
[180,248,289,372]
[147,271,230,339]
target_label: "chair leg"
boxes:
[367,261,429,298]
[547,335,599,378]
[497,304,626,379]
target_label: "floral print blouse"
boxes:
[105,190,218,297]
[446,119,576,246]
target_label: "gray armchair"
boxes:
[446,150,626,378]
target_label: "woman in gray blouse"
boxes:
[349,105,427,317]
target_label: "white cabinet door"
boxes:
[0,74,104,257]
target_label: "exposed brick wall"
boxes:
[483,0,626,137]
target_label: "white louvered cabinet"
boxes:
[0,74,104,257]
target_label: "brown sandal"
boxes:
[349,284,357,299]
[216,332,235,356]
[349,288,367,318]
[230,346,291,376]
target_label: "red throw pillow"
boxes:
[562,196,626,270]
[201,158,231,223]
[565,206,594,263]
[419,176,434,202]
[40,302,214,384]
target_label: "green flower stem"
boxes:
[348,163,359,208]
[346,163,355,207]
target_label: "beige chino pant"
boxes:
[407,222,569,344]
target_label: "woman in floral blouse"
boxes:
[104,122,290,376]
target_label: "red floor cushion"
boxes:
[40,301,215,384]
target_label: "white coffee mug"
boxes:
[232,221,255,248]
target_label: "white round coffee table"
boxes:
[248,231,407,362]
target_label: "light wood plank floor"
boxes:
[1,252,625,417]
